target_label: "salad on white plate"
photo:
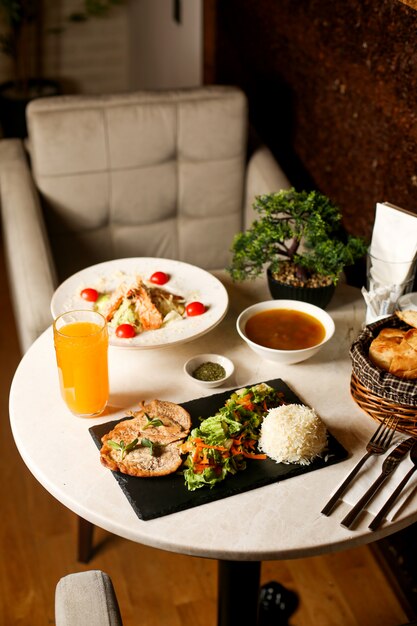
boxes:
[50,258,229,349]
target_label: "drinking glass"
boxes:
[367,252,416,293]
[53,310,109,417]
[365,252,417,323]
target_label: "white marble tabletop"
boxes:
[9,271,417,562]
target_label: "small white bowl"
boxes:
[184,353,235,388]
[236,299,335,365]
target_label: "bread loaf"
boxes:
[396,309,417,329]
[369,328,406,371]
[389,329,417,379]
[368,311,417,379]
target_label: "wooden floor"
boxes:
[0,233,411,626]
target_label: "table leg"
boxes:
[217,560,261,626]
[77,516,94,563]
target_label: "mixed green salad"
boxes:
[180,383,285,491]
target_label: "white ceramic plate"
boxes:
[50,258,229,349]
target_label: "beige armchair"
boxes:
[55,570,123,626]
[0,85,289,354]
[0,86,290,562]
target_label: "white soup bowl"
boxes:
[236,299,335,364]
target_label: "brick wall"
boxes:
[214,0,417,242]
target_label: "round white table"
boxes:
[9,272,417,625]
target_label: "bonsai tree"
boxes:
[228,188,368,286]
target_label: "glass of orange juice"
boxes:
[53,310,109,417]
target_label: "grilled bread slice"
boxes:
[100,399,191,477]
[132,399,191,441]
[100,438,185,477]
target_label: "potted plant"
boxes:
[0,0,123,138]
[228,188,368,308]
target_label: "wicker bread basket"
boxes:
[350,315,417,435]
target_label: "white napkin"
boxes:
[342,438,417,522]
[371,202,417,263]
[363,202,417,323]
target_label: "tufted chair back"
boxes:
[26,86,247,281]
[0,84,290,354]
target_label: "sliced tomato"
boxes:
[115,323,136,338]
[149,271,169,285]
[80,288,99,302]
[185,301,206,317]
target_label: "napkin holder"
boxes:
[363,202,417,324]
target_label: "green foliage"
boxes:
[0,0,39,61]
[142,413,164,430]
[141,438,163,457]
[107,438,138,461]
[228,188,368,285]
[69,0,123,22]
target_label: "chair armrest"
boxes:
[244,145,291,229]
[0,139,57,353]
[55,570,123,626]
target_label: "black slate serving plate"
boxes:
[89,378,348,521]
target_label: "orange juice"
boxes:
[54,312,109,417]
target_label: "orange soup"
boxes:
[244,309,325,350]
[54,320,109,416]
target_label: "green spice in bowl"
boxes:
[193,361,226,381]
[184,353,234,388]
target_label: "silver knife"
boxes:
[341,437,415,529]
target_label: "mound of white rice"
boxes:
[259,404,327,465]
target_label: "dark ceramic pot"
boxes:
[267,267,336,309]
[0,78,61,138]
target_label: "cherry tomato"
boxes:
[150,271,169,285]
[185,301,206,317]
[115,323,136,338]
[80,288,99,302]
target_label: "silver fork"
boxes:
[321,414,399,516]
[340,437,414,529]
[369,439,417,531]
